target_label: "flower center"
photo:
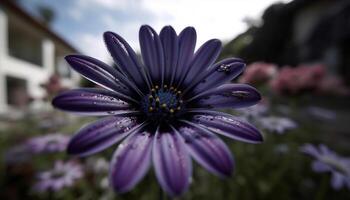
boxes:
[50,170,66,179]
[140,85,184,122]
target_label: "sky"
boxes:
[20,0,290,63]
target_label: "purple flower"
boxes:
[33,160,84,192]
[5,144,32,164]
[258,116,297,134]
[52,25,262,196]
[236,102,268,119]
[300,144,350,190]
[306,106,337,121]
[26,133,70,154]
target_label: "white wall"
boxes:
[0,7,79,113]
[0,7,8,112]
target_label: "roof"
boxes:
[0,0,79,53]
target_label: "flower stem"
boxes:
[159,186,165,200]
[315,175,328,200]
[48,189,54,200]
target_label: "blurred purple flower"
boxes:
[5,144,32,164]
[33,160,84,192]
[26,133,70,154]
[236,101,268,119]
[300,144,350,190]
[306,106,337,121]
[259,116,297,134]
[52,25,263,196]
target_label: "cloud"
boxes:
[140,0,286,45]
[77,33,112,63]
[51,0,290,62]
[67,8,83,21]
[76,0,138,11]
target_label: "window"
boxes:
[6,76,30,108]
[8,17,43,66]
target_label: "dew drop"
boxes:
[217,64,231,72]
[231,91,250,99]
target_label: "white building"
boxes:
[0,1,80,113]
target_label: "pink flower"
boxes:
[316,75,349,96]
[295,64,325,89]
[41,74,69,100]
[270,64,326,95]
[239,62,277,85]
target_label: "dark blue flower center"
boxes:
[140,85,184,122]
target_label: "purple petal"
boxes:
[312,161,332,172]
[110,130,153,193]
[52,88,132,115]
[176,122,234,177]
[179,39,221,89]
[67,116,142,156]
[300,144,321,158]
[160,26,178,85]
[188,58,245,95]
[346,179,350,190]
[331,172,345,190]
[194,84,261,109]
[139,25,164,85]
[104,31,150,91]
[173,27,196,86]
[319,144,334,156]
[65,55,137,96]
[153,129,192,196]
[190,112,263,143]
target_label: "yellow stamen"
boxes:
[155,98,160,106]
